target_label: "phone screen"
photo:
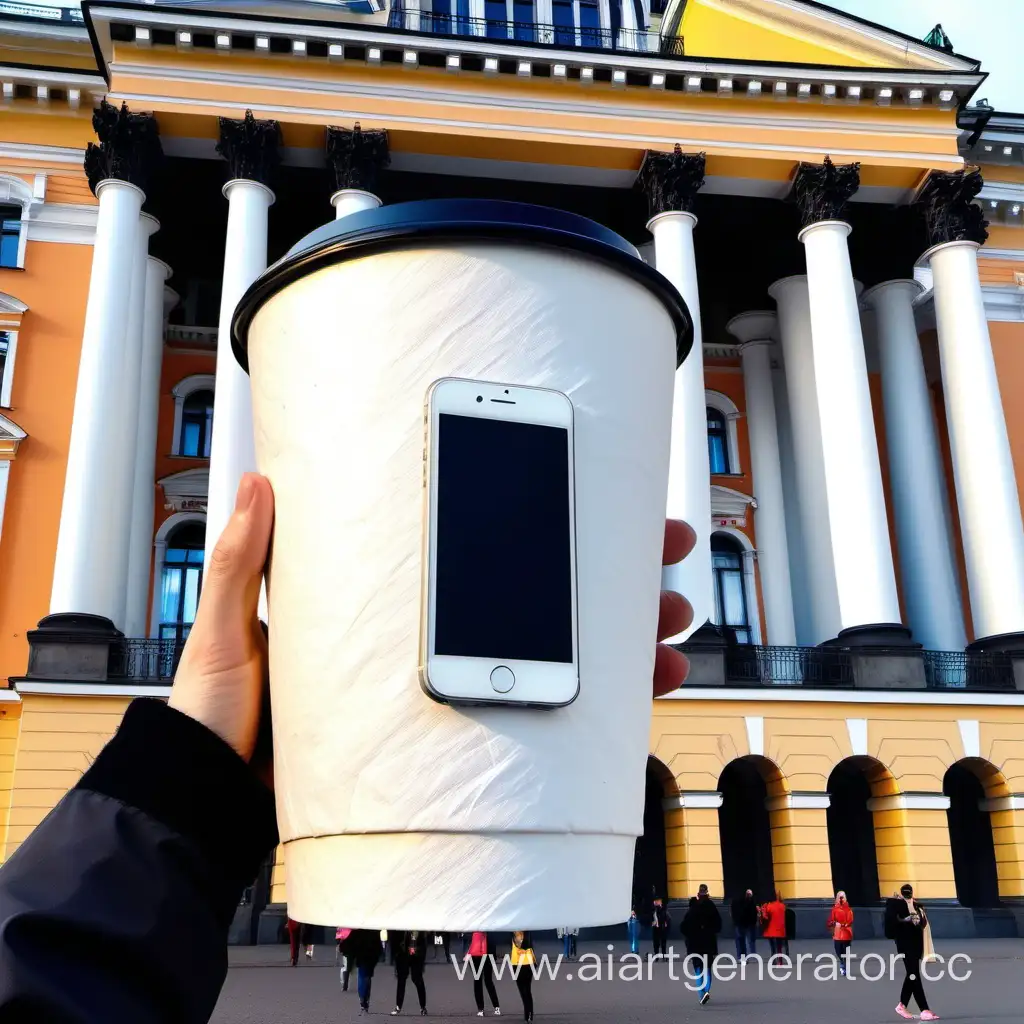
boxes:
[434,412,573,664]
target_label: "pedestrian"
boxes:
[760,890,789,960]
[511,931,536,1022]
[651,896,670,958]
[827,891,854,975]
[681,884,720,1006]
[468,931,501,1017]
[391,930,429,1016]
[286,917,301,967]
[0,474,695,1022]
[627,909,641,955]
[300,921,315,960]
[337,927,353,991]
[348,928,383,1015]
[886,883,939,1021]
[730,888,758,959]
[557,927,578,961]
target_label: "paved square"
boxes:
[213,938,1023,1023]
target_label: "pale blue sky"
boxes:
[26,0,1023,110]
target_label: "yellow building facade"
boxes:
[1,0,1023,939]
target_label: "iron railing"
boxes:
[677,643,1019,691]
[386,9,685,57]
[109,638,186,682]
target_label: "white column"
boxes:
[769,276,841,643]
[863,280,966,651]
[331,189,380,220]
[799,220,902,633]
[114,213,159,629]
[728,312,796,646]
[927,240,1024,643]
[124,258,173,638]
[648,210,711,637]
[50,179,145,622]
[205,179,274,565]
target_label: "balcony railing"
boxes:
[109,638,186,682]
[677,643,1019,691]
[386,9,685,57]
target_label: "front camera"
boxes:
[476,396,483,403]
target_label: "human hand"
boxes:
[169,475,695,765]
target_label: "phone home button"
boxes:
[489,665,515,693]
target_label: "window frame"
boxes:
[171,374,216,457]
[0,174,44,271]
[150,512,206,638]
[705,389,742,476]
[179,388,214,459]
[0,329,17,408]
[710,528,762,645]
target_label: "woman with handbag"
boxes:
[511,931,536,1021]
[886,884,939,1021]
[826,892,854,975]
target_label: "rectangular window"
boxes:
[485,0,507,37]
[455,0,471,34]
[0,206,20,269]
[552,0,573,45]
[579,0,601,46]
[0,331,14,408]
[512,0,533,40]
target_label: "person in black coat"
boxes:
[885,884,937,1020]
[681,884,721,1005]
[344,929,384,1013]
[391,931,428,1015]
[0,475,696,1024]
[650,896,671,958]
[729,889,758,959]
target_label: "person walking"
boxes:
[827,891,854,976]
[730,889,758,959]
[391,930,429,1016]
[347,928,383,1015]
[760,890,789,960]
[300,921,315,960]
[886,883,939,1021]
[627,909,641,955]
[682,884,720,1006]
[337,927,353,991]
[468,931,501,1017]
[650,896,670,958]
[511,931,536,1022]
[286,917,302,967]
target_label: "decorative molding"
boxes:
[26,202,99,246]
[790,156,860,227]
[0,142,85,166]
[325,123,390,194]
[866,793,950,812]
[916,168,988,248]
[846,718,868,757]
[216,109,281,188]
[0,412,27,448]
[958,719,981,760]
[981,284,1024,322]
[663,686,1024,706]
[158,467,209,513]
[0,292,28,321]
[711,484,757,527]
[636,146,705,218]
[979,247,1024,263]
[745,715,764,757]
[664,791,724,810]
[978,795,1024,812]
[83,100,163,197]
[766,792,830,811]
[13,681,170,698]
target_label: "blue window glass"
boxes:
[0,206,20,268]
[707,407,729,474]
[513,0,533,40]
[159,522,206,645]
[579,0,601,46]
[485,0,506,37]
[179,389,214,458]
[455,0,471,34]
[552,0,573,45]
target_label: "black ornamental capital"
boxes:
[325,123,390,194]
[636,146,706,218]
[216,110,282,189]
[789,156,860,228]
[915,168,988,249]
[83,100,163,197]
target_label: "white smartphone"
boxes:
[420,377,579,708]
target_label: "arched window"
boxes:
[158,521,205,644]
[707,407,730,474]
[712,533,751,644]
[179,389,214,458]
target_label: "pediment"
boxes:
[711,483,756,526]
[665,0,979,72]
[159,467,209,511]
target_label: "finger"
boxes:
[653,643,689,697]
[664,519,696,566]
[194,473,274,632]
[657,590,693,641]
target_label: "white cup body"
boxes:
[246,240,678,930]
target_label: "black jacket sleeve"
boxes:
[0,698,278,1024]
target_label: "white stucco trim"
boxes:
[705,389,742,474]
[957,719,981,760]
[846,718,868,757]
[27,202,100,246]
[170,374,216,455]
[149,511,206,638]
[981,284,1024,322]
[0,689,19,703]
[0,462,10,559]
[0,328,18,408]
[665,791,724,810]
[0,173,44,269]
[979,795,1024,812]
[766,791,830,811]
[660,686,1024,707]
[14,682,171,698]
[866,793,950,812]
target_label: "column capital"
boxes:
[326,123,390,194]
[636,145,705,218]
[727,310,777,345]
[915,167,988,249]
[789,156,860,228]
[216,110,282,189]
[83,100,163,198]
[860,279,924,307]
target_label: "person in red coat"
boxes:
[759,891,789,960]
[286,918,301,967]
[827,891,854,975]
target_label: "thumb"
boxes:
[197,473,274,631]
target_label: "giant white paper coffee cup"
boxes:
[232,200,692,931]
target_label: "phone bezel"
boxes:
[419,377,580,709]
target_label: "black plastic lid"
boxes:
[231,199,693,372]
